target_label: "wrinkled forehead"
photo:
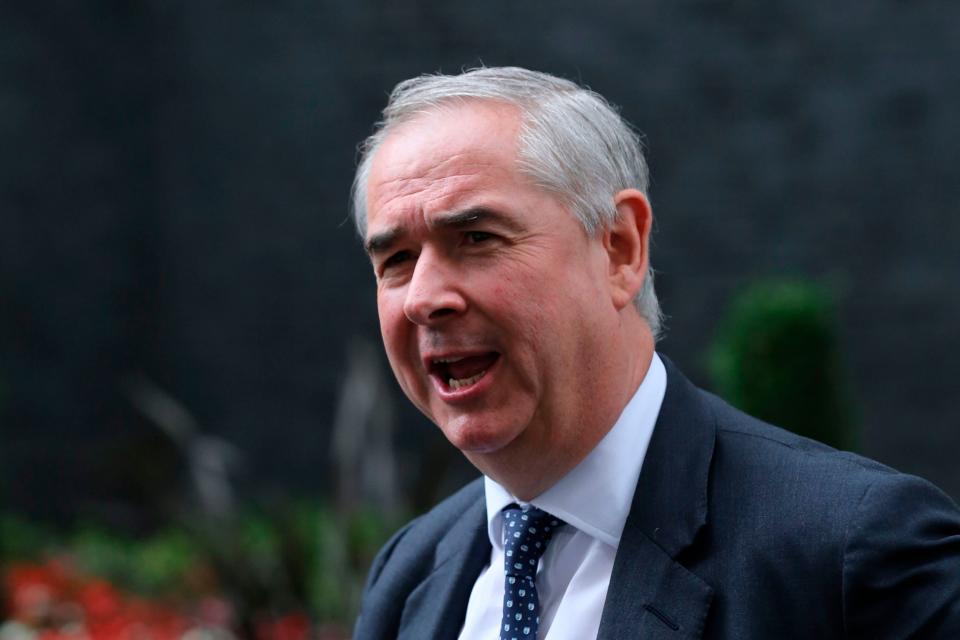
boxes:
[366,101,524,219]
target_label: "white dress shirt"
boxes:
[457,353,667,640]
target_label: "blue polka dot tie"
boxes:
[499,504,564,640]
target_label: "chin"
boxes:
[439,415,523,455]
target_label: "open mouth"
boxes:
[429,352,501,391]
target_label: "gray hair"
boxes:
[352,66,663,338]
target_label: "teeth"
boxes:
[448,370,486,390]
[433,356,466,364]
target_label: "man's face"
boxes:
[365,101,620,470]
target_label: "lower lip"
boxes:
[431,356,501,403]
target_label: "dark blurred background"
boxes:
[2,0,959,632]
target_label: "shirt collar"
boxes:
[484,352,667,549]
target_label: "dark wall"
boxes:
[2,1,958,521]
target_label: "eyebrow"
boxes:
[364,228,400,257]
[364,206,521,257]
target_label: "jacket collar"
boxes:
[598,355,716,639]
[397,493,489,640]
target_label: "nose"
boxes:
[403,250,467,325]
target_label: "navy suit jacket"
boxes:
[355,358,960,639]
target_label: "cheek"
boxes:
[377,302,408,358]
[501,284,551,356]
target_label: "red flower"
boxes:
[4,560,71,623]
[256,613,312,640]
[76,579,123,622]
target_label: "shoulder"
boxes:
[365,477,485,587]
[701,387,958,528]
[698,388,960,635]
[354,478,486,637]
[703,387,906,502]
[840,469,960,637]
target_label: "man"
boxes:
[350,67,960,639]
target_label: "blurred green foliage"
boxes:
[69,525,201,596]
[0,501,404,628]
[0,512,56,560]
[708,280,857,450]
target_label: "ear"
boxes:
[603,189,652,311]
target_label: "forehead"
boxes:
[365,101,524,233]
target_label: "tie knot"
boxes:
[501,505,564,579]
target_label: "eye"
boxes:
[381,250,412,271]
[464,231,495,244]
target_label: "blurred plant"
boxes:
[191,501,403,630]
[69,525,203,598]
[707,279,857,450]
[0,513,55,563]
[0,500,403,639]
[1,557,192,639]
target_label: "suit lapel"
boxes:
[398,496,490,640]
[598,357,716,639]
